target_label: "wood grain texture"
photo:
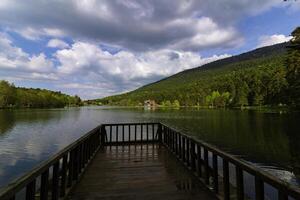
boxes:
[68,144,216,200]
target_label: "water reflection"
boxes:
[285,113,300,182]
[0,110,15,134]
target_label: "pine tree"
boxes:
[286,27,300,107]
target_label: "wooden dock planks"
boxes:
[68,144,217,200]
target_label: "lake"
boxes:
[0,106,299,191]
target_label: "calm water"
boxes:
[0,106,299,191]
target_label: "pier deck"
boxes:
[68,144,216,200]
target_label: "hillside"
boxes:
[96,43,289,107]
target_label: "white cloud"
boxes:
[0,33,56,78]
[47,39,69,49]
[0,0,285,51]
[257,34,292,48]
[16,27,65,41]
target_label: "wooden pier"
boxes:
[0,122,300,200]
[68,144,216,200]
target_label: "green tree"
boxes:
[0,80,16,107]
[286,27,300,107]
[205,95,213,107]
[172,100,180,107]
[164,100,172,107]
[234,81,249,107]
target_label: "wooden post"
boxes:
[68,150,74,187]
[197,144,202,177]
[178,134,182,158]
[255,176,264,200]
[60,155,68,197]
[223,159,230,200]
[73,148,78,181]
[175,132,178,155]
[141,124,143,141]
[236,167,244,200]
[186,139,190,166]
[101,125,107,145]
[191,142,196,171]
[128,125,131,142]
[52,162,59,200]
[278,190,288,200]
[152,124,155,141]
[26,179,36,200]
[109,126,112,143]
[213,153,218,193]
[122,125,125,143]
[157,123,162,143]
[182,137,186,162]
[134,125,137,142]
[40,169,49,200]
[204,148,209,184]
[146,124,149,142]
[116,125,118,143]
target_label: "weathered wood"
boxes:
[40,169,49,200]
[69,145,217,200]
[213,153,218,193]
[223,159,230,200]
[204,148,209,184]
[26,179,36,200]
[278,190,288,200]
[197,144,202,177]
[191,141,196,171]
[236,167,244,200]
[52,162,59,200]
[60,155,68,197]
[128,125,131,141]
[67,150,74,187]
[255,176,264,200]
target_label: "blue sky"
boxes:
[0,0,299,99]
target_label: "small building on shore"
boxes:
[144,100,156,108]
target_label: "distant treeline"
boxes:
[94,27,300,108]
[0,81,83,108]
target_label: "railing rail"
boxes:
[159,123,300,200]
[0,122,299,200]
[102,122,160,145]
[0,125,104,200]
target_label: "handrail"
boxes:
[159,123,300,199]
[0,125,103,200]
[102,122,160,145]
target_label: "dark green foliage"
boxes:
[0,80,82,108]
[0,81,16,107]
[96,43,291,107]
[286,27,300,107]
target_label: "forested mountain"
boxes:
[0,81,82,108]
[96,42,293,107]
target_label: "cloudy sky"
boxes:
[0,0,299,99]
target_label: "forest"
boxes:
[0,81,82,108]
[94,27,300,108]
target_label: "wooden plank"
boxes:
[68,144,217,200]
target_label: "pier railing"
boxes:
[0,125,104,200]
[102,122,160,145]
[159,123,300,200]
[0,122,300,200]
